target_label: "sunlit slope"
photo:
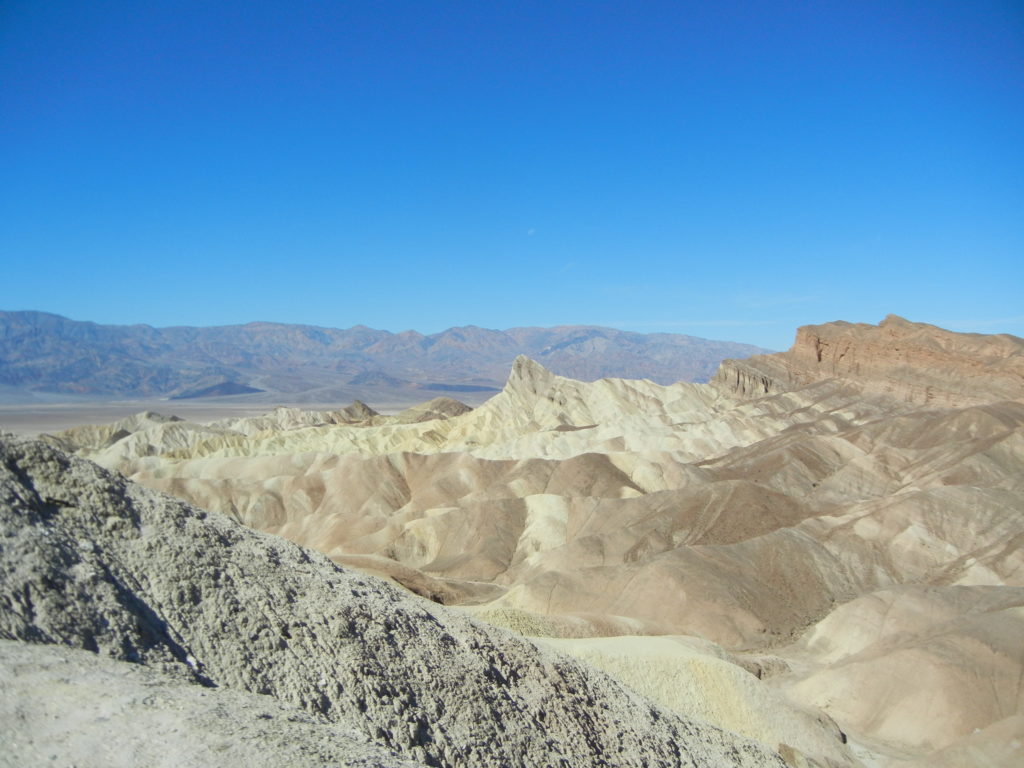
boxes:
[67,356,887,465]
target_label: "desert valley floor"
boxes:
[2,315,1023,768]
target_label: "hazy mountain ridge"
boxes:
[0,311,769,400]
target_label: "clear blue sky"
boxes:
[1,0,1021,350]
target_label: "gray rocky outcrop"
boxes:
[0,434,785,768]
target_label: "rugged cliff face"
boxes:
[714,315,1024,407]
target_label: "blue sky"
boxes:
[1,0,1021,350]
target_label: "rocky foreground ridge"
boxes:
[0,435,784,768]
[7,315,1024,767]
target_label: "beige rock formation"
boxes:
[34,315,1024,766]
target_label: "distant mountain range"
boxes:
[0,311,769,403]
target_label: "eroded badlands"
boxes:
[5,315,1023,767]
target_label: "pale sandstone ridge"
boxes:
[714,315,1024,407]
[29,316,1024,767]
[0,435,785,768]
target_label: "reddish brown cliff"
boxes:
[715,315,1024,407]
